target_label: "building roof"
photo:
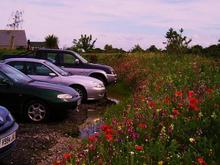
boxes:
[0,30,27,47]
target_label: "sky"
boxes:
[0,0,220,50]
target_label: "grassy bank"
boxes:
[58,53,220,165]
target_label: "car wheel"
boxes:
[91,75,107,86]
[72,85,87,102]
[24,100,49,122]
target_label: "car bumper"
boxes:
[49,98,81,111]
[87,87,106,101]
[106,74,117,84]
[0,122,19,159]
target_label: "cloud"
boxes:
[0,0,219,50]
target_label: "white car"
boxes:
[4,58,106,101]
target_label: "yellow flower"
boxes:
[189,138,195,143]
[158,160,163,165]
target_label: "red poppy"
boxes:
[207,88,213,94]
[63,153,72,159]
[197,157,207,165]
[135,145,143,151]
[189,97,200,111]
[88,135,97,143]
[100,124,112,131]
[138,123,147,129]
[175,91,183,97]
[148,101,156,108]
[164,96,171,105]
[172,109,180,117]
[188,90,194,98]
[105,134,113,142]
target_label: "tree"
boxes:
[164,28,192,55]
[190,45,203,54]
[147,45,159,52]
[45,34,59,48]
[130,44,144,53]
[103,44,125,53]
[72,34,96,52]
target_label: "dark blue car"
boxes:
[0,106,18,159]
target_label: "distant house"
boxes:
[0,30,27,49]
[28,41,45,50]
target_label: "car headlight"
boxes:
[110,69,115,74]
[57,94,73,102]
[92,82,104,88]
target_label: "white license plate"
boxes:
[0,132,16,149]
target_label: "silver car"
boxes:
[3,58,106,101]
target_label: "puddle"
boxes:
[79,98,119,138]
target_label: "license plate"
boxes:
[0,132,16,149]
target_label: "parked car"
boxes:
[1,48,117,86]
[0,63,81,122]
[3,58,106,101]
[0,106,18,159]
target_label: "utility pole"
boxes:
[7,10,24,49]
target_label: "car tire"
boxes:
[72,85,87,102]
[91,74,107,86]
[24,100,49,122]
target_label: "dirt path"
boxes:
[0,98,115,165]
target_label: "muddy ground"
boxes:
[0,98,115,165]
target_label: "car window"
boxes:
[8,61,25,73]
[26,62,52,76]
[47,52,58,63]
[63,53,77,64]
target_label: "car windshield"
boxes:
[0,64,32,82]
[74,52,88,63]
[44,61,70,76]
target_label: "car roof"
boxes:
[3,58,47,63]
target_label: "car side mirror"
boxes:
[49,73,57,77]
[74,59,80,64]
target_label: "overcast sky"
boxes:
[0,0,220,50]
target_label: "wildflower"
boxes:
[198,112,203,118]
[130,151,134,155]
[135,145,143,151]
[172,108,180,118]
[158,160,164,165]
[197,157,207,165]
[175,91,183,97]
[88,135,97,143]
[105,134,113,142]
[207,88,213,94]
[148,101,156,108]
[189,97,200,111]
[138,123,147,129]
[189,138,195,143]
[63,153,72,159]
[100,124,112,131]
[164,96,171,105]
[188,90,194,98]
[53,160,63,165]
[211,112,217,119]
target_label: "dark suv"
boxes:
[0,63,81,122]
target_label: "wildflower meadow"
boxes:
[56,53,220,165]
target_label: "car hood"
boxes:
[28,80,78,96]
[65,75,104,86]
[85,63,113,74]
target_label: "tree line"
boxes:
[44,28,220,57]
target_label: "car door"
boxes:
[26,62,62,85]
[0,72,19,112]
[60,52,90,76]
